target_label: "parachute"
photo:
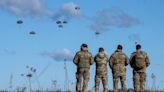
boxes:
[17,20,23,24]
[95,32,100,35]
[29,31,36,35]
[56,20,68,29]
[75,6,80,10]
[63,21,67,24]
[56,21,62,24]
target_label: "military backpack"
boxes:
[132,51,146,69]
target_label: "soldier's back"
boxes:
[78,51,93,68]
[130,50,148,72]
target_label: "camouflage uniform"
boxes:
[130,49,150,92]
[73,46,94,92]
[109,49,129,92]
[94,52,108,92]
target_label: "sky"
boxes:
[0,0,164,91]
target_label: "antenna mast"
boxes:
[64,58,70,91]
[151,73,156,90]
[9,74,13,91]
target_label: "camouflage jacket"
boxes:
[73,50,94,68]
[130,50,150,72]
[94,52,108,75]
[109,50,129,74]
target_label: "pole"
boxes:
[64,58,70,91]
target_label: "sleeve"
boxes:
[90,53,94,65]
[94,55,97,63]
[125,54,130,66]
[105,54,108,62]
[73,52,79,65]
[130,53,135,68]
[109,54,114,69]
[145,53,150,67]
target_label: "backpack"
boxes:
[132,52,146,69]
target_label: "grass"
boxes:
[0,89,163,92]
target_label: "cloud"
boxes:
[51,2,82,21]
[89,7,141,32]
[41,49,74,61]
[0,1,82,21]
[0,0,53,17]
[0,1,140,32]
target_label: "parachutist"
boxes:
[58,25,63,28]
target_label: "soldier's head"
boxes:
[117,44,123,50]
[80,43,88,51]
[99,47,104,52]
[136,44,141,50]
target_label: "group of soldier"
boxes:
[73,43,150,92]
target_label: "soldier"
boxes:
[130,44,150,92]
[94,47,108,92]
[73,43,94,92]
[109,45,129,92]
